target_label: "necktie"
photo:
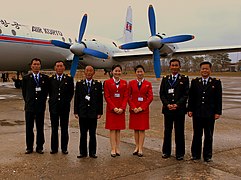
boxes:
[203,79,207,86]
[87,82,91,93]
[138,82,142,90]
[58,76,61,82]
[35,74,39,86]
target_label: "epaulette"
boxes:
[51,74,55,78]
[213,77,220,81]
[181,74,188,78]
[94,80,101,83]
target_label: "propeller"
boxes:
[51,14,109,77]
[120,5,194,79]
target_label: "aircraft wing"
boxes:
[112,45,241,61]
[173,45,241,57]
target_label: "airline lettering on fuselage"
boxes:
[0,19,21,29]
[32,26,63,36]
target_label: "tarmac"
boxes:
[0,76,241,180]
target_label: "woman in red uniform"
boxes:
[128,65,153,157]
[104,64,128,157]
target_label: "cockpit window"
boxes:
[11,29,16,36]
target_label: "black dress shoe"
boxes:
[162,154,170,159]
[50,150,58,154]
[77,154,87,158]
[111,153,116,157]
[89,154,98,158]
[176,156,184,161]
[133,151,138,155]
[204,158,212,162]
[36,149,44,154]
[116,153,120,156]
[62,150,68,154]
[25,150,33,154]
[138,153,143,157]
[191,156,200,160]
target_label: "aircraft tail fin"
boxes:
[118,6,133,43]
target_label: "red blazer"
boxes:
[128,79,153,130]
[104,78,128,130]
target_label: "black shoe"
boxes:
[77,154,87,158]
[162,154,170,159]
[62,150,68,155]
[176,156,184,161]
[191,156,200,160]
[204,158,212,162]
[25,149,33,154]
[50,150,58,154]
[133,151,138,155]
[36,149,44,154]
[116,153,120,156]
[138,153,143,157]
[89,154,98,158]
[111,153,116,157]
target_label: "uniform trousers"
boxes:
[162,112,185,157]
[191,116,215,159]
[79,117,97,156]
[25,111,45,151]
[50,111,70,151]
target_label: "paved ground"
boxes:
[0,75,241,179]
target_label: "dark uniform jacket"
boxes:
[188,77,222,118]
[74,79,103,119]
[48,74,74,113]
[160,74,189,114]
[22,73,49,112]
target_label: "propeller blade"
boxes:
[70,55,79,77]
[153,49,161,78]
[83,48,109,59]
[160,35,194,44]
[78,14,88,42]
[148,5,156,36]
[51,40,71,49]
[120,41,148,49]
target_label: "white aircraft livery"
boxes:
[1,5,241,82]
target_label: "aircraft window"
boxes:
[68,38,72,43]
[11,29,16,36]
[92,38,96,41]
[62,37,65,42]
[112,42,117,47]
[0,29,2,34]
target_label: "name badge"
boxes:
[35,87,41,92]
[85,95,90,101]
[138,97,144,102]
[114,93,120,98]
[168,88,174,94]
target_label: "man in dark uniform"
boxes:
[22,58,49,154]
[48,60,74,154]
[188,61,222,162]
[74,66,103,158]
[159,59,189,160]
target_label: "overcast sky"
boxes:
[1,0,241,61]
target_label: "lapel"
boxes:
[110,78,118,91]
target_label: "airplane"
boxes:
[1,5,241,88]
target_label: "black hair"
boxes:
[54,60,66,67]
[200,61,212,68]
[134,65,145,72]
[169,59,181,66]
[30,58,41,65]
[111,64,122,71]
